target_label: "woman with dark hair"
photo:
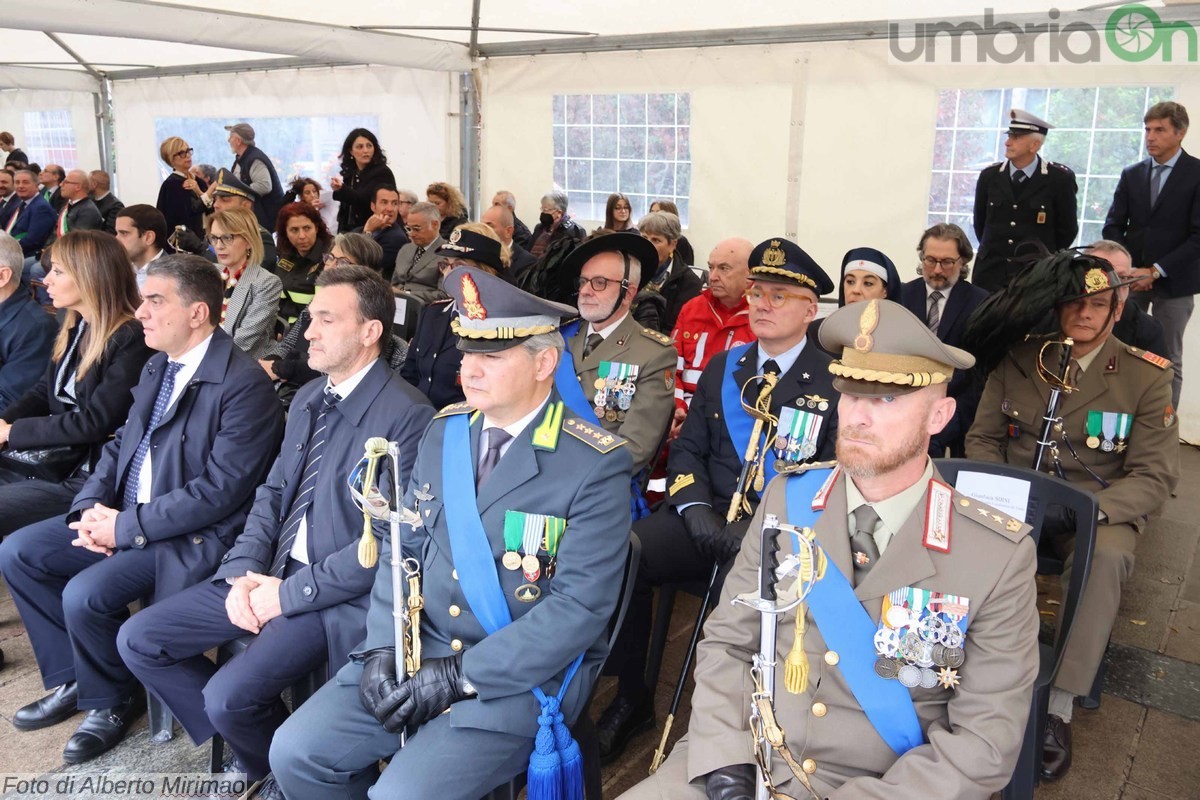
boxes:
[0,231,152,537]
[810,246,904,354]
[425,182,469,240]
[155,136,209,236]
[275,202,334,324]
[331,128,395,232]
[288,176,324,210]
[604,193,637,232]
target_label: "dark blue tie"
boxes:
[123,361,184,510]
[269,388,339,576]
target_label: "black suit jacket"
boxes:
[1114,301,1168,356]
[93,193,125,234]
[668,341,838,517]
[1103,150,1200,297]
[509,242,538,284]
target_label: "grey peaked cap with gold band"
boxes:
[446,266,576,353]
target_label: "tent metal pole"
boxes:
[459,70,481,220]
[95,78,116,178]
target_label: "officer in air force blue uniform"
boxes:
[272,266,634,800]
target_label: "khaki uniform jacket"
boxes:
[965,335,1179,528]
[684,466,1039,799]
[568,312,677,472]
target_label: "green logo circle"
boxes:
[1107,4,1162,62]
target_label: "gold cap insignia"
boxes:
[1084,268,1111,294]
[853,299,880,353]
[460,273,487,321]
[761,240,787,268]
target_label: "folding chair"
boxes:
[934,458,1098,800]
[392,291,425,342]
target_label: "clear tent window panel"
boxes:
[927,86,1175,249]
[23,110,78,170]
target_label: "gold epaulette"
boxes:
[640,327,672,346]
[433,401,474,419]
[953,492,1028,543]
[1127,345,1170,370]
[562,415,627,453]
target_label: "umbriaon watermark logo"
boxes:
[890,5,1198,64]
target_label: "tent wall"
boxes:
[480,40,1200,440]
[0,89,101,171]
[110,65,459,216]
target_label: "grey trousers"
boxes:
[269,677,533,800]
[1129,288,1193,406]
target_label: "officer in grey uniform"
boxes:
[973,109,1079,292]
[271,266,635,800]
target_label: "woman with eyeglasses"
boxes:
[275,202,334,326]
[0,231,153,538]
[400,223,510,408]
[156,136,209,237]
[635,210,704,334]
[206,207,282,360]
[425,182,469,240]
[605,193,638,233]
[331,128,395,233]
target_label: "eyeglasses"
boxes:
[921,256,961,270]
[322,253,354,268]
[437,258,474,272]
[403,223,429,233]
[577,275,622,292]
[613,205,631,212]
[174,148,194,158]
[207,233,240,247]
[744,285,812,309]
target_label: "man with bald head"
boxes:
[481,203,536,281]
[48,170,104,241]
[491,189,531,249]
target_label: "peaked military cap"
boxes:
[1008,108,1053,136]
[559,231,660,285]
[436,228,504,274]
[211,168,258,202]
[819,298,975,397]
[748,237,834,296]
[446,266,577,353]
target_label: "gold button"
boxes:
[801,758,817,775]
[811,702,827,717]
[451,639,463,652]
[824,651,839,666]
[449,605,461,617]
[452,569,459,580]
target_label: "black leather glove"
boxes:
[358,647,402,724]
[704,764,756,800]
[682,504,726,561]
[172,228,208,256]
[714,518,751,563]
[377,653,469,733]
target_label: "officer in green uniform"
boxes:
[966,253,1179,781]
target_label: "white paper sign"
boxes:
[394,296,408,325]
[953,471,1031,522]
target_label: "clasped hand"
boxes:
[224,572,284,634]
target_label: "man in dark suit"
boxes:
[0,169,17,228]
[1102,101,1200,406]
[351,184,409,282]
[973,109,1079,292]
[40,164,65,212]
[482,202,536,282]
[273,266,632,800]
[7,169,56,259]
[900,223,989,456]
[493,189,532,250]
[0,232,56,408]
[118,266,434,797]
[40,170,104,254]
[89,170,125,235]
[594,238,840,761]
[1088,240,1168,356]
[0,254,283,764]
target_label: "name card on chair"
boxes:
[954,471,1031,521]
[394,297,408,325]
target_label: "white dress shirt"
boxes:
[137,333,213,503]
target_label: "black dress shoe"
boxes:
[596,692,655,765]
[62,693,146,764]
[1041,714,1072,781]
[13,682,79,731]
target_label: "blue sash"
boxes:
[555,320,649,521]
[784,472,925,757]
[721,343,778,488]
[442,414,586,799]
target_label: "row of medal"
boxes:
[1085,411,1132,453]
[772,403,827,472]
[502,510,567,603]
[872,587,970,691]
[594,361,640,423]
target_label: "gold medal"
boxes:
[502,551,522,571]
[521,554,540,574]
[593,378,606,390]
[605,409,618,422]
[515,583,541,603]
[1086,435,1100,449]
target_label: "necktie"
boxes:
[411,246,425,267]
[123,361,184,510]
[1150,164,1166,206]
[850,504,882,577]
[5,201,24,234]
[477,427,512,488]
[758,359,781,400]
[270,389,339,577]
[927,290,943,332]
[582,332,604,359]
[1012,169,1027,188]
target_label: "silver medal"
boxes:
[898,664,921,688]
[875,657,900,679]
[945,626,964,648]
[919,668,940,689]
[915,642,936,669]
[874,627,901,658]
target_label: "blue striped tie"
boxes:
[123,361,183,511]
[269,388,338,576]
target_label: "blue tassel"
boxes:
[554,715,585,800]
[527,698,565,800]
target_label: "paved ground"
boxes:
[2,448,1199,799]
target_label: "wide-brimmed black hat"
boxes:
[560,232,660,286]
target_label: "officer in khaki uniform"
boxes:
[622,299,1040,800]
[965,253,1179,781]
[559,232,678,473]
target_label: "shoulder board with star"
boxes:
[562,415,627,453]
[953,491,1029,543]
[1127,345,1170,369]
[433,401,475,419]
[640,327,672,346]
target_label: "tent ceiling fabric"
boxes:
[0,0,1119,90]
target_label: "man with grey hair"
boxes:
[491,189,532,249]
[0,231,56,408]
[973,108,1079,293]
[226,122,284,230]
[529,189,585,261]
[391,200,444,302]
[1088,239,1168,356]
[482,202,536,281]
[89,170,124,234]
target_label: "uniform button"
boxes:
[802,758,817,775]
[812,702,827,717]
[303,586,313,596]
[1010,221,1016,227]
[452,569,459,580]
[1012,204,1018,209]
[451,639,463,651]
[449,604,461,617]
[1007,239,1014,245]
[134,535,146,547]
[192,536,203,545]
[824,651,839,666]
[296,443,303,450]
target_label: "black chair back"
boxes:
[392,291,425,342]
